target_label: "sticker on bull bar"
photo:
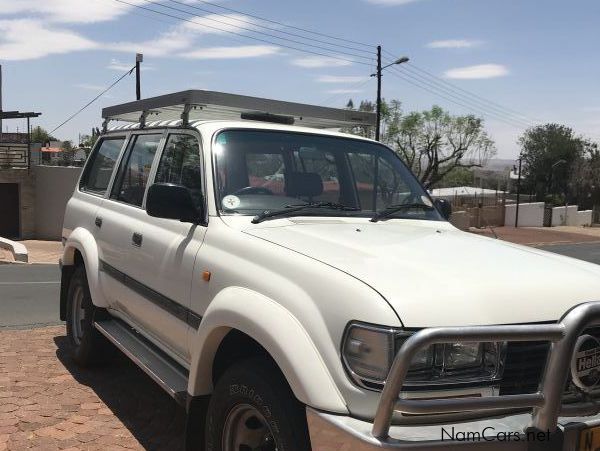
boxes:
[571,334,600,392]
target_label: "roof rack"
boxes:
[101,90,376,131]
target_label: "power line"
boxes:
[394,66,533,128]
[319,77,374,107]
[170,0,375,49]
[387,67,531,129]
[144,0,373,61]
[383,49,540,124]
[164,0,374,56]
[113,0,374,67]
[50,66,135,135]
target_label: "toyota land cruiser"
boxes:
[60,90,600,451]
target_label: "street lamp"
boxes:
[550,159,567,203]
[372,47,409,141]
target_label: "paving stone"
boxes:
[0,326,185,450]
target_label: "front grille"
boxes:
[500,327,600,396]
[500,341,550,395]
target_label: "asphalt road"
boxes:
[537,242,600,265]
[0,264,61,329]
[0,242,599,329]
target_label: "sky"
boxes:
[2,0,600,159]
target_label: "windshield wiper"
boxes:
[370,202,435,223]
[252,202,359,224]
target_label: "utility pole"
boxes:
[136,53,143,101]
[375,46,382,141]
[515,158,522,227]
[371,48,409,142]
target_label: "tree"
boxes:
[344,100,496,188]
[59,140,75,166]
[386,104,495,188]
[569,144,600,210]
[30,126,57,144]
[518,124,591,202]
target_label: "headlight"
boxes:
[342,322,506,389]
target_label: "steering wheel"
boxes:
[233,186,274,196]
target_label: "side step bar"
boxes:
[94,318,189,406]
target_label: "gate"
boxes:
[543,205,553,227]
[0,183,19,238]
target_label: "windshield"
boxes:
[213,129,442,221]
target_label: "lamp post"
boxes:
[514,157,522,227]
[372,47,409,141]
[135,53,143,101]
[550,159,567,202]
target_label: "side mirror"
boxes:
[146,183,202,223]
[434,198,452,220]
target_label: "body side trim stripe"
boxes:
[99,259,202,329]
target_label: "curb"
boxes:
[0,237,28,263]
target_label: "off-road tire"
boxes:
[206,357,311,451]
[65,265,113,366]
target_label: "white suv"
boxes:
[61,90,600,450]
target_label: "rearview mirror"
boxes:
[146,183,202,223]
[434,198,452,220]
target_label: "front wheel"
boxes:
[206,358,311,451]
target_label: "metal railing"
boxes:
[371,301,600,440]
[0,143,28,168]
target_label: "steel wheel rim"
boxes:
[71,285,86,345]
[222,403,277,451]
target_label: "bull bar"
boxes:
[369,301,600,441]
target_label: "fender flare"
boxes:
[188,286,348,414]
[62,227,108,308]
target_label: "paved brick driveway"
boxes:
[0,326,185,450]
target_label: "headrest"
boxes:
[285,172,323,198]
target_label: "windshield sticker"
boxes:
[222,195,241,210]
[421,196,433,207]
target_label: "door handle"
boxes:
[95,217,103,228]
[132,232,143,247]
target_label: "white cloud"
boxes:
[291,56,352,68]
[0,0,148,24]
[427,39,483,49]
[0,19,97,60]
[181,45,280,59]
[326,89,364,94]
[444,64,509,79]
[317,75,366,83]
[181,13,262,35]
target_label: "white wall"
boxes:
[504,202,545,227]
[33,166,82,240]
[551,205,578,227]
[576,210,593,227]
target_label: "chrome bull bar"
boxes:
[372,301,600,440]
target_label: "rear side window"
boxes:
[111,134,162,207]
[155,134,203,209]
[80,137,125,195]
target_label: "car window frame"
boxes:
[107,129,167,210]
[78,135,128,198]
[150,130,208,226]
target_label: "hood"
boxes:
[243,219,600,327]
